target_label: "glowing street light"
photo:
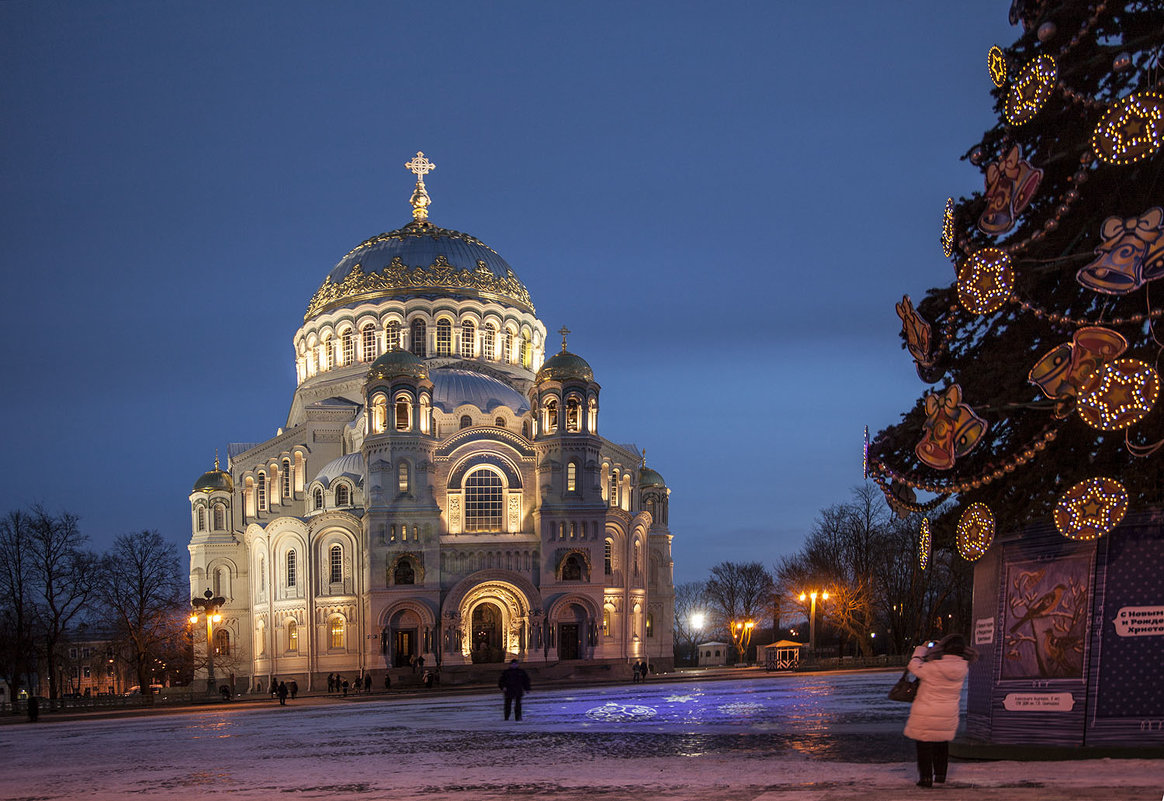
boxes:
[690,611,706,632]
[190,588,225,696]
[729,618,755,664]
[798,590,830,653]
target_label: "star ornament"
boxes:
[957,248,1013,314]
[1005,55,1056,125]
[1076,358,1160,431]
[1054,477,1128,541]
[957,503,994,561]
[1091,92,1162,166]
[988,46,1007,87]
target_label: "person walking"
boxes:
[289,680,298,700]
[903,633,977,788]
[276,681,288,706]
[364,673,372,693]
[341,677,349,697]
[327,673,335,693]
[384,672,391,691]
[498,658,531,721]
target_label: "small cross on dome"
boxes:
[405,152,436,221]
[405,152,435,179]
[558,326,571,353]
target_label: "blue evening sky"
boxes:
[0,2,1017,583]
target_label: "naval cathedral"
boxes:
[188,154,675,689]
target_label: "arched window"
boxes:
[313,488,323,510]
[336,484,349,506]
[522,421,529,438]
[588,398,598,432]
[395,396,411,431]
[361,323,377,362]
[646,612,654,638]
[386,320,400,352]
[196,507,206,531]
[213,628,230,656]
[436,318,452,356]
[244,477,255,518]
[286,550,297,587]
[323,336,335,370]
[604,538,613,575]
[329,545,342,584]
[371,393,387,434]
[461,321,476,357]
[394,558,415,585]
[329,617,345,650]
[460,414,472,429]
[294,452,306,493]
[420,395,431,434]
[494,417,505,428]
[545,399,558,433]
[602,609,611,636]
[397,461,410,493]
[566,398,581,431]
[609,471,619,507]
[213,504,225,530]
[563,554,583,581]
[258,556,265,594]
[483,324,496,360]
[521,333,532,368]
[257,472,267,511]
[634,541,641,576]
[502,331,513,363]
[281,458,291,499]
[567,462,577,492]
[464,468,504,532]
[341,329,354,365]
[287,620,298,652]
[410,319,427,357]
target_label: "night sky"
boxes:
[0,2,1017,583]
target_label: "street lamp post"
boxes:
[729,618,755,665]
[798,590,829,654]
[190,588,225,696]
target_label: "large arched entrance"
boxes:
[557,602,587,660]
[471,601,504,663]
[388,607,421,668]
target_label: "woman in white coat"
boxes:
[903,633,977,787]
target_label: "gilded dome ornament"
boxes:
[405,151,436,221]
[956,503,994,561]
[1054,477,1127,541]
[1090,91,1162,166]
[1004,55,1056,126]
[957,248,1013,314]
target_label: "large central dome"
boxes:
[304,219,534,321]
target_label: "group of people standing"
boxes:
[630,660,650,682]
[326,672,374,695]
[269,678,297,705]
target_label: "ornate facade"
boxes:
[188,155,675,690]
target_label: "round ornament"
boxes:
[957,503,994,561]
[919,517,931,571]
[1091,91,1163,166]
[1112,51,1132,72]
[956,248,1013,314]
[1053,476,1127,541]
[1005,55,1057,125]
[970,146,986,165]
[941,197,955,258]
[1076,358,1160,431]
[988,45,1007,87]
[1037,21,1057,42]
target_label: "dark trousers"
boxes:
[915,740,949,782]
[504,692,523,720]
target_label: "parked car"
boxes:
[124,684,165,696]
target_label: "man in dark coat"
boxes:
[498,659,531,721]
[276,681,288,706]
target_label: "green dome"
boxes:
[367,349,428,382]
[193,469,233,494]
[639,467,666,487]
[536,350,593,383]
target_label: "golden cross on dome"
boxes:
[214,449,220,471]
[558,325,570,353]
[641,448,647,467]
[405,151,435,221]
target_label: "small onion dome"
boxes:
[536,350,593,383]
[193,468,233,494]
[367,349,427,382]
[639,467,666,488]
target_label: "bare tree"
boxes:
[0,510,39,703]
[703,562,773,658]
[671,581,707,666]
[27,506,97,701]
[100,531,188,696]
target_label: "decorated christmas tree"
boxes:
[868,0,1164,558]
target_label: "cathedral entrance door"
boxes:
[559,623,580,660]
[471,602,503,663]
[394,629,416,668]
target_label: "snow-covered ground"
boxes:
[1,672,1160,800]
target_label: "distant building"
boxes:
[698,642,730,667]
[188,156,676,690]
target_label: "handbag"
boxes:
[888,668,919,702]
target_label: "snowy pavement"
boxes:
[1,671,1161,800]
